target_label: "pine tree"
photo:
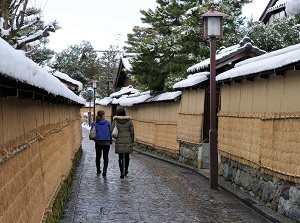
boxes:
[128,0,252,91]
[97,45,120,97]
[51,41,101,91]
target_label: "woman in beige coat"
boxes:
[111,107,134,179]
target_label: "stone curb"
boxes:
[133,148,293,223]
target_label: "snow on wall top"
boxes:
[173,72,209,89]
[0,37,85,105]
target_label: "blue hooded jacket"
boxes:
[91,119,111,141]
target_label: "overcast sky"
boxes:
[38,0,269,53]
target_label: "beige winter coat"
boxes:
[111,116,134,154]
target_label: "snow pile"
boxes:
[0,37,85,105]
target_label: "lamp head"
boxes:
[200,5,229,39]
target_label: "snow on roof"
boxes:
[187,37,263,73]
[122,57,132,71]
[119,91,152,106]
[0,37,85,105]
[98,86,181,107]
[111,95,128,105]
[235,43,300,67]
[267,0,287,13]
[144,91,182,103]
[96,97,112,106]
[173,72,209,89]
[216,43,300,82]
[44,66,83,91]
[286,0,300,16]
[110,85,139,98]
[121,53,137,71]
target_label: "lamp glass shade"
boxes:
[92,81,97,88]
[207,17,221,36]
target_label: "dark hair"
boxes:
[116,107,126,116]
[97,110,105,117]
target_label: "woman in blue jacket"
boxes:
[91,110,111,176]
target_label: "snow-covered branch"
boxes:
[15,24,55,49]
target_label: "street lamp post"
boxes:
[87,88,93,126]
[92,79,98,122]
[201,5,228,190]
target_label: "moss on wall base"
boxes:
[45,146,83,223]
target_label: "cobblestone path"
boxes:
[61,128,271,223]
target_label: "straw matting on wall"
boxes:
[218,112,261,169]
[218,111,300,183]
[155,121,179,153]
[95,105,112,118]
[180,89,205,114]
[133,120,155,146]
[134,119,179,154]
[0,96,82,222]
[177,112,203,144]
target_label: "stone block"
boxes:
[197,143,209,169]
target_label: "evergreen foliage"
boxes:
[51,42,120,98]
[51,41,101,93]
[241,16,300,52]
[97,45,120,97]
[127,0,252,91]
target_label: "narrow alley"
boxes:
[59,127,278,223]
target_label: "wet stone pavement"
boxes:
[61,127,272,223]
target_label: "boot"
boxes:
[96,159,101,175]
[102,164,108,177]
[125,157,129,176]
[118,159,124,179]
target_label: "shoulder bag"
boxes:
[89,124,97,140]
[111,122,118,139]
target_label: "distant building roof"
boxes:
[110,85,139,98]
[187,37,265,74]
[97,85,182,107]
[174,37,265,90]
[216,43,300,82]
[44,66,83,92]
[114,53,137,88]
[267,0,287,13]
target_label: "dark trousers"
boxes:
[95,144,110,173]
[118,153,130,175]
